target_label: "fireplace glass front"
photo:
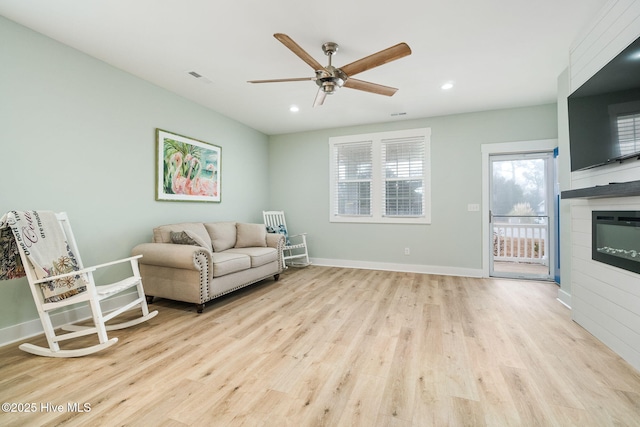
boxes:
[592,210,640,274]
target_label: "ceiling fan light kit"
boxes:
[248,33,411,107]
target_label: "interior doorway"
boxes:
[481,140,558,280]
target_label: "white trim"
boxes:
[0,292,138,348]
[310,257,483,278]
[480,139,558,156]
[481,139,558,277]
[557,289,572,309]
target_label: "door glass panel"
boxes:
[490,154,552,279]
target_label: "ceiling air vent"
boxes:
[187,71,212,84]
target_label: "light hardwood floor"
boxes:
[1,266,640,426]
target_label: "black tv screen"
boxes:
[568,35,640,171]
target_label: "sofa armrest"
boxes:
[265,233,286,272]
[266,233,285,249]
[131,243,212,270]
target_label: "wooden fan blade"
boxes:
[274,33,325,71]
[343,78,398,96]
[340,43,411,77]
[313,89,327,107]
[248,77,315,83]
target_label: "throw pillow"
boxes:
[154,223,212,248]
[266,224,291,246]
[235,223,267,248]
[170,230,209,248]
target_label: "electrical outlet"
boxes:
[404,247,410,255]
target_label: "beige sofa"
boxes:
[131,221,284,313]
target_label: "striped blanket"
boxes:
[0,211,87,302]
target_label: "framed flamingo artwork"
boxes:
[156,129,221,202]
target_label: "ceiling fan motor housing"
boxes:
[315,66,346,94]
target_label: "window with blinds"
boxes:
[616,112,640,157]
[335,141,372,216]
[329,128,431,224]
[382,137,425,217]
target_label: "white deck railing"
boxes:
[493,222,548,265]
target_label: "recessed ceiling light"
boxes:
[441,82,454,90]
[289,105,299,113]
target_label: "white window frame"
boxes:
[329,127,431,224]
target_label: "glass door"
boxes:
[489,152,554,280]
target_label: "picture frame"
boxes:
[156,129,221,202]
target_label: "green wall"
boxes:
[268,105,558,272]
[0,17,270,330]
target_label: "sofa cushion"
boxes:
[235,223,267,248]
[225,247,277,268]
[211,252,251,277]
[205,222,237,252]
[153,223,212,249]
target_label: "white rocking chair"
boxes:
[263,211,310,268]
[7,211,157,357]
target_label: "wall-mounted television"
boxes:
[568,35,640,172]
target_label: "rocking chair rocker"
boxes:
[2,211,157,357]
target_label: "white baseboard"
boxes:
[0,292,138,349]
[557,289,572,309]
[310,257,484,278]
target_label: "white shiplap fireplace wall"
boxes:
[568,0,640,370]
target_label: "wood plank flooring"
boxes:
[1,266,640,426]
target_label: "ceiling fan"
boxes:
[248,33,412,107]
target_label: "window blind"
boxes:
[381,136,426,217]
[333,141,372,216]
[617,112,640,157]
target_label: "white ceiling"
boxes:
[0,0,608,135]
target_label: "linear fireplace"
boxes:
[592,211,640,274]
